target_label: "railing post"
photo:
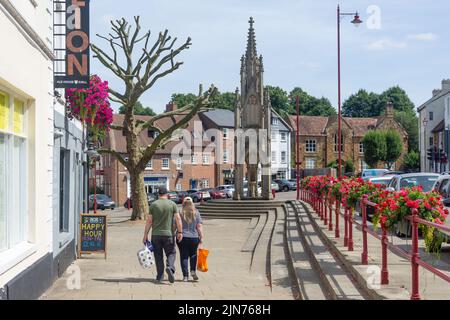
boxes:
[324,197,328,225]
[348,207,354,251]
[344,207,349,246]
[411,209,421,300]
[320,196,324,220]
[335,200,340,238]
[361,195,368,265]
[329,198,333,231]
[381,223,389,285]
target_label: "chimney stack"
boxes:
[166,101,177,112]
[386,101,394,118]
[442,79,450,91]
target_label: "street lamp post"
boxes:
[337,5,362,178]
[422,118,428,172]
[86,142,100,214]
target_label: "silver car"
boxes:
[386,173,440,236]
[216,185,235,198]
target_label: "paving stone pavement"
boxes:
[41,211,294,300]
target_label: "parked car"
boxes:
[243,181,262,197]
[272,181,280,192]
[431,175,450,239]
[386,173,440,236]
[124,193,158,209]
[186,189,211,202]
[167,192,181,204]
[383,171,405,176]
[89,194,115,210]
[176,191,190,202]
[202,188,227,200]
[361,169,390,181]
[368,175,394,187]
[216,185,235,198]
[274,179,296,192]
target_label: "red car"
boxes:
[201,188,227,199]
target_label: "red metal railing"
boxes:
[299,188,450,300]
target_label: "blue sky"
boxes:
[90,0,450,114]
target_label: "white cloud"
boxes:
[406,33,439,41]
[366,38,407,50]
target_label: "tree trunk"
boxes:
[129,169,148,220]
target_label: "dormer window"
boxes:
[272,117,278,125]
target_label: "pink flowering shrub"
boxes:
[65,75,113,140]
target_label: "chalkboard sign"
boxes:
[79,214,107,259]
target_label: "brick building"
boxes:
[286,103,408,173]
[102,105,216,206]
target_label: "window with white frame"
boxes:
[162,158,170,170]
[0,90,27,252]
[191,154,197,164]
[272,117,278,125]
[271,131,277,141]
[305,158,316,169]
[223,128,229,139]
[272,151,277,163]
[276,171,287,180]
[203,179,209,188]
[223,150,230,164]
[280,132,287,142]
[281,151,287,164]
[305,139,316,153]
[359,142,364,154]
[334,133,344,152]
[176,158,182,170]
[176,184,182,191]
[146,160,153,170]
[202,153,210,165]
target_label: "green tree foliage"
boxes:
[362,131,387,168]
[210,91,236,110]
[402,151,420,172]
[377,86,415,114]
[394,110,418,152]
[342,89,380,117]
[119,101,156,116]
[171,93,197,108]
[342,86,418,152]
[344,159,355,174]
[266,86,290,116]
[288,87,336,116]
[385,130,403,169]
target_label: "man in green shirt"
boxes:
[143,186,183,283]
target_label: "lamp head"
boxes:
[351,12,363,27]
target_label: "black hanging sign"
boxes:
[54,0,90,88]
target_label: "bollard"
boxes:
[324,198,328,225]
[127,198,131,211]
[381,223,389,285]
[272,189,276,199]
[201,192,204,204]
[361,195,368,265]
[410,209,421,300]
[344,207,349,246]
[335,200,340,238]
[319,196,324,220]
[348,208,354,251]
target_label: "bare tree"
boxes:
[91,17,217,220]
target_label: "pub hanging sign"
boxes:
[54,0,90,88]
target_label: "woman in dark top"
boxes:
[176,197,204,282]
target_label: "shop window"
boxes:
[0,91,27,252]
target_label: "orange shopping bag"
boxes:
[197,248,209,272]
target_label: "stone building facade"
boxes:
[102,106,216,206]
[286,104,408,173]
